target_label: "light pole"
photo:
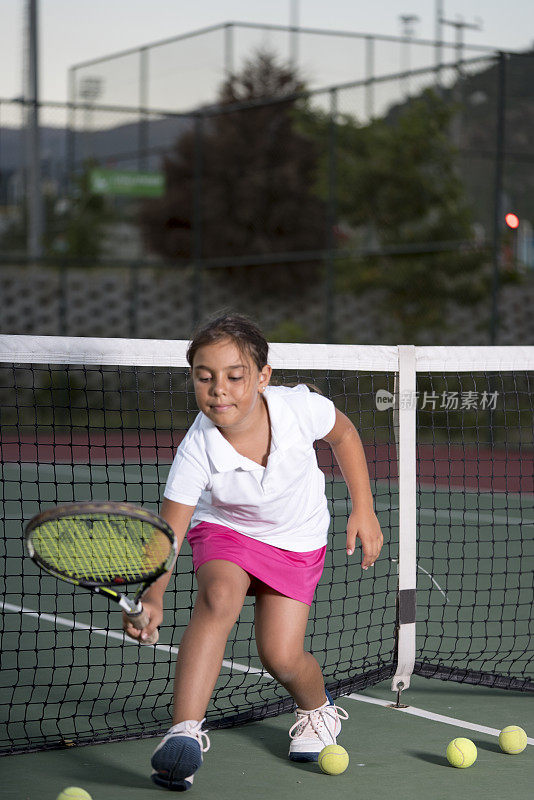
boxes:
[79,77,103,162]
[399,14,420,98]
[440,15,483,78]
[289,0,299,72]
[25,0,43,260]
[435,0,444,85]
[440,15,483,147]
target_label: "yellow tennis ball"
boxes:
[318,744,349,775]
[499,725,528,754]
[56,788,92,800]
[446,737,477,768]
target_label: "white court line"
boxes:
[3,602,532,744]
[372,477,534,502]
[0,601,267,677]
[415,507,533,527]
[346,692,534,745]
[332,497,533,528]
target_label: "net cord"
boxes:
[1,335,534,371]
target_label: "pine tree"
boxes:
[140,52,326,293]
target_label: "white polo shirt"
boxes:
[164,384,336,551]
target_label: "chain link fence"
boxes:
[69,21,495,114]
[1,51,533,345]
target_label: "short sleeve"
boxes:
[164,447,209,506]
[297,386,336,441]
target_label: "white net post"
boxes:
[391,345,417,694]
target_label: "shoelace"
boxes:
[289,703,349,745]
[166,719,211,753]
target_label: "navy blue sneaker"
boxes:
[151,719,210,791]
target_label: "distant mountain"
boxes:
[0,125,64,173]
[0,114,192,182]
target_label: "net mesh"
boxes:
[414,370,534,689]
[0,339,533,756]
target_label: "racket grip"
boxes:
[126,605,159,645]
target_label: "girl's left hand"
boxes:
[346,508,383,569]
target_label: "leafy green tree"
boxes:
[300,89,489,341]
[140,52,327,294]
[49,163,110,259]
[0,164,109,260]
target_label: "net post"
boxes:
[391,345,417,699]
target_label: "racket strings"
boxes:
[32,515,172,583]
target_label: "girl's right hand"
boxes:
[122,599,164,643]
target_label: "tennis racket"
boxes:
[25,501,177,645]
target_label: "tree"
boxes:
[139,52,327,293]
[51,163,110,259]
[299,89,489,341]
[0,162,110,260]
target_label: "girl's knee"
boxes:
[258,645,302,682]
[196,579,243,620]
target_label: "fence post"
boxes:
[325,88,338,344]
[139,47,149,170]
[58,262,68,335]
[26,0,44,260]
[224,24,234,78]
[66,69,76,198]
[129,262,139,338]
[191,114,204,328]
[365,36,375,121]
[490,52,506,346]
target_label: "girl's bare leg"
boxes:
[254,587,326,710]
[172,560,250,723]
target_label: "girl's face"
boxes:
[191,338,271,432]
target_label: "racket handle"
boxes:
[126,605,159,645]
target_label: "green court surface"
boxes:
[0,676,532,800]
[1,468,533,796]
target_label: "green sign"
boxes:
[89,168,165,198]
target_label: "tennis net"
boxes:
[0,336,532,755]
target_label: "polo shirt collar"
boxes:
[199,388,300,473]
[264,387,300,453]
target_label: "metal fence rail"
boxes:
[1,52,533,345]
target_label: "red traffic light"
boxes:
[505,213,519,229]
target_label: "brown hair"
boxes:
[186,313,269,371]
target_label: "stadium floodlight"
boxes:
[79,77,103,102]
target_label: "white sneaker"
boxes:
[288,694,348,762]
[151,719,211,790]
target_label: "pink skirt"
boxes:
[187,522,326,606]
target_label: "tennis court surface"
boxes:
[0,337,532,798]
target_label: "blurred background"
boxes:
[1,0,533,345]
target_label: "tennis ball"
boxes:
[446,737,477,768]
[499,725,528,754]
[318,744,349,775]
[56,788,92,800]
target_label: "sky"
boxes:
[1,0,533,104]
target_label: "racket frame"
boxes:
[25,501,177,643]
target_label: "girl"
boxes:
[123,313,383,791]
